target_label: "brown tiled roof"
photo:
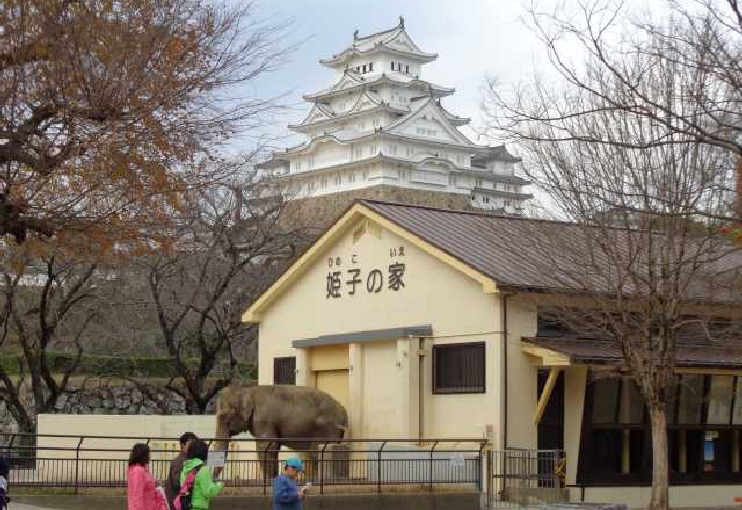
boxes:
[523,337,742,369]
[361,200,742,304]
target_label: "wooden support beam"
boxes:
[534,367,560,425]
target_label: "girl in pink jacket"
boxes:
[127,443,167,510]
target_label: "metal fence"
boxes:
[0,434,488,495]
[0,434,567,507]
[485,449,568,509]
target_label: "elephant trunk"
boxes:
[213,417,231,453]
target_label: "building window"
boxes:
[334,175,342,186]
[369,62,374,72]
[433,343,485,394]
[348,172,355,183]
[362,171,368,181]
[391,62,395,71]
[579,372,742,485]
[405,65,410,74]
[475,179,482,187]
[406,146,413,157]
[273,357,296,385]
[321,177,327,188]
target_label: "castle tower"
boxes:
[258,18,532,213]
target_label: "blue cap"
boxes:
[285,457,303,472]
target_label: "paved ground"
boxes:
[11,505,62,510]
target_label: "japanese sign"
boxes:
[207,451,226,468]
[325,247,407,299]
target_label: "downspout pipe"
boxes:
[500,292,515,450]
[418,336,425,442]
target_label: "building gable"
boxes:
[384,30,423,54]
[386,99,473,146]
[349,90,384,114]
[303,104,335,125]
[242,203,497,322]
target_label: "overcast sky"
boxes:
[240,0,544,152]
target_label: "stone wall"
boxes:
[283,185,473,231]
[0,380,216,444]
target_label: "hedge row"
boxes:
[0,352,257,379]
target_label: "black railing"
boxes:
[0,434,488,495]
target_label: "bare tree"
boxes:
[140,167,303,413]
[487,0,741,154]
[481,3,742,507]
[1,0,292,244]
[0,239,108,435]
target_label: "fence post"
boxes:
[263,443,272,496]
[477,442,486,493]
[486,448,493,510]
[376,442,386,494]
[429,441,439,493]
[319,443,329,495]
[74,437,85,495]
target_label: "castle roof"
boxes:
[319,18,437,68]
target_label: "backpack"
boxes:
[173,466,202,510]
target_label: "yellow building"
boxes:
[243,200,742,508]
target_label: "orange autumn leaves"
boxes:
[1,0,286,253]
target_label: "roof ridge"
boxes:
[359,200,693,234]
[354,25,400,43]
[358,199,584,227]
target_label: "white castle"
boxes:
[259,17,532,213]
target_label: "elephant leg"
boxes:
[256,439,280,481]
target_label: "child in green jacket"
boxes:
[179,440,224,510]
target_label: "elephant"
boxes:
[213,383,348,480]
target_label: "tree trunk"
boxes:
[648,405,669,510]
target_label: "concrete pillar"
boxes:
[397,338,420,439]
[348,343,364,438]
[564,366,587,486]
[295,348,310,387]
